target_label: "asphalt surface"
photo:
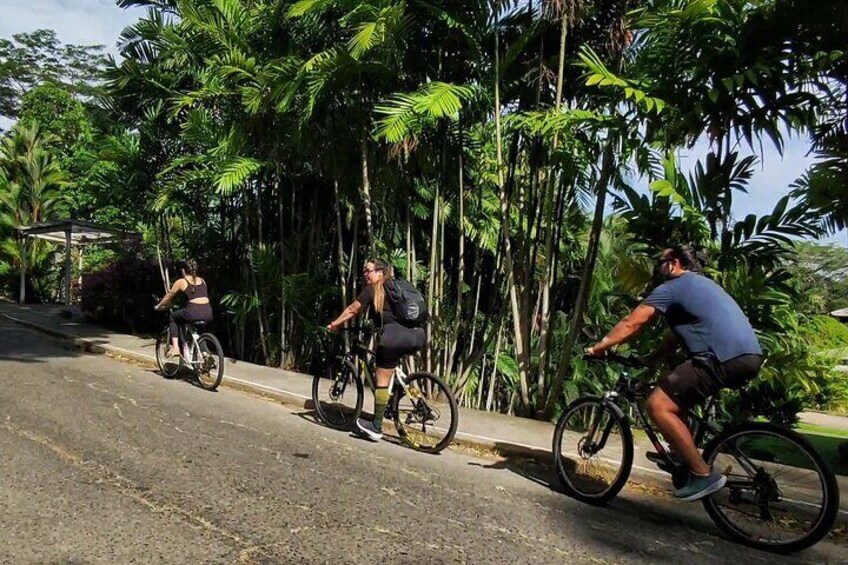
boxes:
[1,322,845,564]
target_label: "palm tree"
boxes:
[0,123,66,298]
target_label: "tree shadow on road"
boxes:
[149,367,220,393]
[543,479,842,563]
[0,355,47,363]
[465,442,560,491]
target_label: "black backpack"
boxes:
[384,278,429,327]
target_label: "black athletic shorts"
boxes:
[657,353,763,409]
[376,323,426,370]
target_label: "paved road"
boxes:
[0,323,844,564]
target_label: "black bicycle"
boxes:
[155,312,224,391]
[311,327,459,454]
[553,352,840,553]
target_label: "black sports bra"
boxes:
[185,277,209,300]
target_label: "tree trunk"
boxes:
[486,324,504,412]
[334,178,348,306]
[535,8,571,403]
[360,127,375,251]
[426,182,440,373]
[445,141,465,385]
[277,176,287,368]
[544,141,615,418]
[245,197,270,363]
[494,19,531,413]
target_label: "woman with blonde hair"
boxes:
[328,258,426,440]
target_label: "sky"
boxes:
[2,0,845,247]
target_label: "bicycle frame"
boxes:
[346,338,416,400]
[172,323,202,365]
[591,365,724,474]
[334,327,418,391]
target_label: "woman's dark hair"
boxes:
[666,245,707,272]
[366,257,391,275]
[174,259,198,276]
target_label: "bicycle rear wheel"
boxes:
[553,397,633,504]
[155,327,181,378]
[391,372,458,454]
[195,333,224,391]
[312,358,364,430]
[702,422,839,553]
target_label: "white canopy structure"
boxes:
[17,220,140,305]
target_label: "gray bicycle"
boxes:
[155,312,224,391]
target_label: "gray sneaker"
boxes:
[355,418,383,441]
[674,470,727,501]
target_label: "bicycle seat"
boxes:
[190,320,209,328]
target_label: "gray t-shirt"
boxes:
[643,272,762,362]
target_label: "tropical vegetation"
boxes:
[1,0,847,421]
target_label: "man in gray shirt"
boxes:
[587,245,763,501]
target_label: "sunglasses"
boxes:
[363,267,382,275]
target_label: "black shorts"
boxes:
[376,323,426,370]
[169,304,213,336]
[657,354,763,409]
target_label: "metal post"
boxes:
[64,229,72,306]
[19,235,27,304]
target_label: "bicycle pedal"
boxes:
[646,451,665,464]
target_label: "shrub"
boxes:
[800,315,848,353]
[80,257,164,333]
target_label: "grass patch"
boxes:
[799,432,848,476]
[798,422,848,439]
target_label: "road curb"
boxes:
[3,313,157,364]
[3,311,674,490]
[2,312,315,406]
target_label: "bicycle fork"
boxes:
[584,395,619,455]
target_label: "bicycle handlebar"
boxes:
[583,351,647,369]
[324,325,374,335]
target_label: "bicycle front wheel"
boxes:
[553,397,633,504]
[702,422,840,553]
[391,372,458,454]
[195,333,224,391]
[155,327,181,378]
[312,358,364,430]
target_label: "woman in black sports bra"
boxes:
[154,259,213,358]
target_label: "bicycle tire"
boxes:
[553,396,633,504]
[312,358,364,430]
[195,333,224,391]
[155,326,181,378]
[391,372,458,454]
[701,422,840,553]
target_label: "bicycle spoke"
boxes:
[312,361,363,430]
[556,400,629,499]
[705,427,834,549]
[393,374,457,453]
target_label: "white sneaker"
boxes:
[355,418,383,441]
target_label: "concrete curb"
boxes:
[4,311,674,491]
[3,312,315,408]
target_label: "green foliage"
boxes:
[800,315,848,354]
[0,124,67,279]
[785,242,848,314]
[0,29,107,121]
[374,82,480,143]
[1,0,845,422]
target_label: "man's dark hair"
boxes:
[666,245,707,272]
